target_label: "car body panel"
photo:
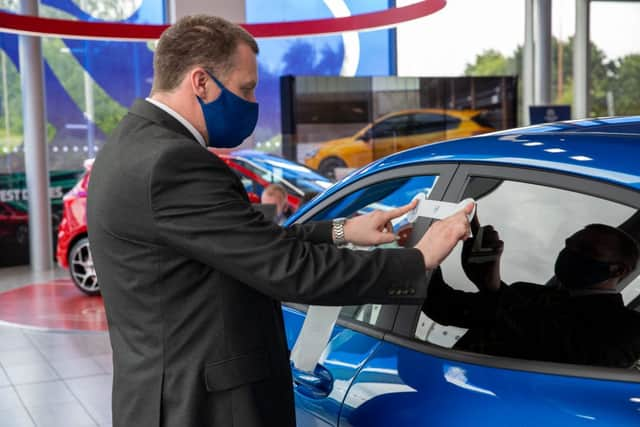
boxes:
[282,305,383,427]
[0,202,29,242]
[287,116,640,426]
[56,166,91,269]
[338,342,640,427]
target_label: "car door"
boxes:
[282,164,457,426]
[339,164,640,427]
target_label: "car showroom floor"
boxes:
[0,266,113,427]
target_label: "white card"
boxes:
[290,305,342,372]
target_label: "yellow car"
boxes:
[305,109,495,178]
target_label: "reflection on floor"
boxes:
[0,280,107,332]
[0,267,112,426]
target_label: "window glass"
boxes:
[312,174,439,327]
[410,113,447,135]
[371,115,410,139]
[416,177,640,370]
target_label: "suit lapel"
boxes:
[129,99,199,144]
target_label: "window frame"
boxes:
[388,163,640,383]
[284,163,458,336]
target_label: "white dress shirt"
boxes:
[145,97,206,148]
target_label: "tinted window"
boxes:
[312,175,439,327]
[409,113,447,135]
[371,115,411,139]
[416,178,640,369]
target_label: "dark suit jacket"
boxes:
[87,99,429,427]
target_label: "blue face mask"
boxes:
[197,71,258,148]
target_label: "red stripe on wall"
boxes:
[0,0,445,40]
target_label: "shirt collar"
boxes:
[145,97,206,148]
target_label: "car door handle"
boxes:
[291,363,334,399]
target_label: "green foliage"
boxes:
[465,49,516,76]
[465,38,639,117]
[41,38,127,135]
[0,52,23,147]
[611,54,640,116]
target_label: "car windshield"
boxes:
[239,154,331,194]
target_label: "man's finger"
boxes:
[463,201,475,216]
[381,199,418,222]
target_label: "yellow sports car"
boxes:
[305,108,495,178]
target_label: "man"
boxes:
[87,15,472,427]
[260,183,289,224]
[424,222,640,369]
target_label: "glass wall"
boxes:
[282,75,517,179]
[0,0,165,266]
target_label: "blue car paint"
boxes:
[285,304,640,426]
[283,306,384,426]
[233,150,332,194]
[284,117,640,426]
[338,342,640,426]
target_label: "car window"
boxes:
[371,115,411,139]
[311,174,439,327]
[409,113,448,135]
[415,177,640,369]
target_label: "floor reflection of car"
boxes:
[305,108,495,179]
[0,202,29,245]
[56,150,331,295]
[285,116,640,426]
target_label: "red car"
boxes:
[0,202,29,245]
[56,150,328,295]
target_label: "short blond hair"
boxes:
[152,15,259,93]
[263,183,287,200]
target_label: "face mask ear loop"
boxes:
[205,70,224,90]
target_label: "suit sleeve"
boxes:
[286,221,333,244]
[149,144,428,306]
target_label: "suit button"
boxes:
[409,288,415,295]
[388,289,395,296]
[401,289,409,295]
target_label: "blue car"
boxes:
[283,116,640,426]
[232,149,332,197]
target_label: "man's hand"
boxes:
[414,202,474,270]
[343,200,417,246]
[461,215,504,292]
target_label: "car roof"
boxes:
[325,116,640,195]
[377,108,483,120]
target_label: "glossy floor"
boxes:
[0,267,113,427]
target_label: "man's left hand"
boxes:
[343,200,418,246]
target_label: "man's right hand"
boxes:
[414,202,474,270]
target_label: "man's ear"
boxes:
[189,68,213,99]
